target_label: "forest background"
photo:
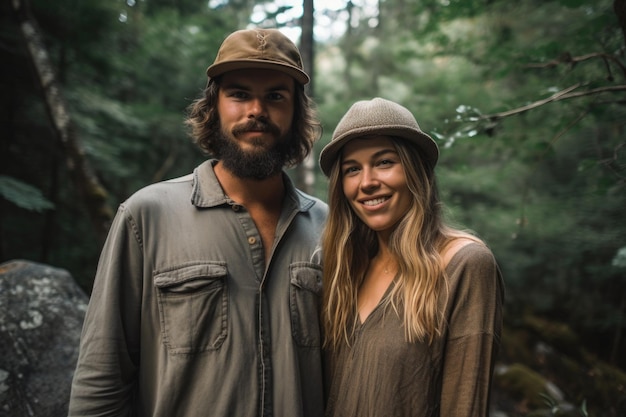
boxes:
[1,0,625,415]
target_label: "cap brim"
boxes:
[319,126,439,176]
[206,60,310,85]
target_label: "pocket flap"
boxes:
[154,263,227,291]
[290,263,323,294]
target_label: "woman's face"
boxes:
[341,136,412,236]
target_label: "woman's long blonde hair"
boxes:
[321,137,480,349]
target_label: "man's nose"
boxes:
[247,98,268,118]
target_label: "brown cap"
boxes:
[319,97,439,176]
[206,29,309,85]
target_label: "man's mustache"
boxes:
[232,120,280,137]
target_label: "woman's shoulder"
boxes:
[441,239,505,316]
[441,237,484,264]
[441,237,498,274]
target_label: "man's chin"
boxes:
[215,131,288,179]
[221,154,284,180]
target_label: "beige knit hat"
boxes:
[206,28,309,85]
[319,97,439,176]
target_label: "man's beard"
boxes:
[215,120,290,180]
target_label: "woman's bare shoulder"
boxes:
[440,237,484,267]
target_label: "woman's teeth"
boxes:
[363,197,388,206]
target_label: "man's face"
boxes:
[215,68,296,179]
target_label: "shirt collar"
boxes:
[190,159,317,212]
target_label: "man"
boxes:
[69,28,327,417]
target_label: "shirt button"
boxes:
[248,237,256,245]
[232,204,241,212]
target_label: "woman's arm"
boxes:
[440,244,504,417]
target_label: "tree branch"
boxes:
[481,84,626,121]
[524,52,626,79]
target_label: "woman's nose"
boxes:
[360,168,379,190]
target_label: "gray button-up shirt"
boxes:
[69,160,328,417]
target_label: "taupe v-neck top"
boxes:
[324,243,504,417]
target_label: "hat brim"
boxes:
[319,126,439,177]
[206,59,310,85]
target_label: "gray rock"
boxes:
[0,260,87,417]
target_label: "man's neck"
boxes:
[213,161,285,208]
[214,161,285,263]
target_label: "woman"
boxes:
[319,98,504,417]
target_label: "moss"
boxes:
[494,363,551,409]
[522,314,582,359]
[500,326,536,364]
[581,360,626,412]
[495,314,626,416]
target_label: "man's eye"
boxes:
[267,92,284,101]
[225,90,248,99]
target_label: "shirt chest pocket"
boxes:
[289,263,323,348]
[154,262,228,355]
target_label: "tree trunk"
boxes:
[615,0,626,48]
[296,0,316,194]
[301,0,315,96]
[343,1,355,100]
[11,0,113,243]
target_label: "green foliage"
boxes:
[62,4,236,204]
[613,247,626,268]
[540,393,589,417]
[32,0,120,75]
[0,176,54,212]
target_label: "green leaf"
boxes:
[0,176,55,212]
[557,0,589,8]
[613,247,626,268]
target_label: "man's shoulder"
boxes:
[122,173,195,212]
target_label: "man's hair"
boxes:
[185,77,321,168]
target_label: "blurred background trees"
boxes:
[1,0,625,414]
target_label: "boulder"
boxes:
[0,260,87,417]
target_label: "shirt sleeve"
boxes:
[68,204,143,416]
[440,244,505,417]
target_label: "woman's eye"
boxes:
[343,166,359,175]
